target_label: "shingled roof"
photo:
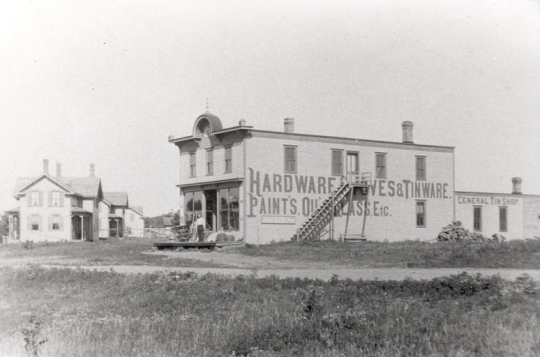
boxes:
[103,192,129,206]
[60,177,102,197]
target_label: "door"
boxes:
[205,190,217,231]
[346,152,359,182]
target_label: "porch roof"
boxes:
[71,207,93,214]
[5,206,20,213]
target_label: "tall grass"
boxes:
[0,266,539,356]
[240,239,540,269]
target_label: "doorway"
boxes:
[205,190,217,232]
[346,152,359,178]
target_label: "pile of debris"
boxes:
[436,221,506,242]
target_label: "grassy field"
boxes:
[239,239,540,269]
[2,238,540,270]
[0,266,539,357]
[0,238,224,268]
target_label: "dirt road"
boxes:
[3,249,540,281]
[33,264,540,281]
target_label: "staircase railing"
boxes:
[295,172,373,241]
[295,181,350,241]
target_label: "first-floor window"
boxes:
[51,215,62,231]
[474,206,482,231]
[29,215,40,231]
[416,201,426,227]
[184,191,202,229]
[499,207,507,232]
[219,187,239,231]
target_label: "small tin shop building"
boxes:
[455,178,540,240]
[170,113,455,244]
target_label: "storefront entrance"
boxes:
[184,185,240,233]
[205,189,217,231]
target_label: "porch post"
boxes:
[80,215,84,241]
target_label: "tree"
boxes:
[0,212,9,238]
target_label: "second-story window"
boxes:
[331,150,343,176]
[30,191,41,207]
[416,156,426,181]
[284,146,297,174]
[206,149,214,175]
[224,146,232,173]
[376,153,387,179]
[189,152,196,177]
[49,191,63,207]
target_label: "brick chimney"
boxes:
[239,119,246,126]
[402,121,413,143]
[43,159,49,175]
[284,118,294,133]
[56,162,62,177]
[90,163,95,177]
[512,177,522,195]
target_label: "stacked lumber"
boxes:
[436,221,505,242]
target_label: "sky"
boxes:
[0,0,539,216]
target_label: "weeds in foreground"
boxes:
[22,315,48,357]
[0,267,539,357]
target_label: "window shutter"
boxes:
[27,193,32,207]
[59,216,64,231]
[39,192,43,207]
[27,216,32,230]
[48,215,52,231]
[39,215,43,231]
[60,193,64,207]
[48,192,52,207]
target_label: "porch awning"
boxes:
[5,207,20,214]
[71,207,93,215]
[176,177,243,189]
[108,214,123,219]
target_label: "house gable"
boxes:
[17,175,73,196]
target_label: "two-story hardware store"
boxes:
[170,113,455,244]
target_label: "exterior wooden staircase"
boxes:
[295,172,372,241]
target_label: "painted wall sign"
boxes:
[457,196,520,206]
[261,215,296,224]
[247,168,451,218]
